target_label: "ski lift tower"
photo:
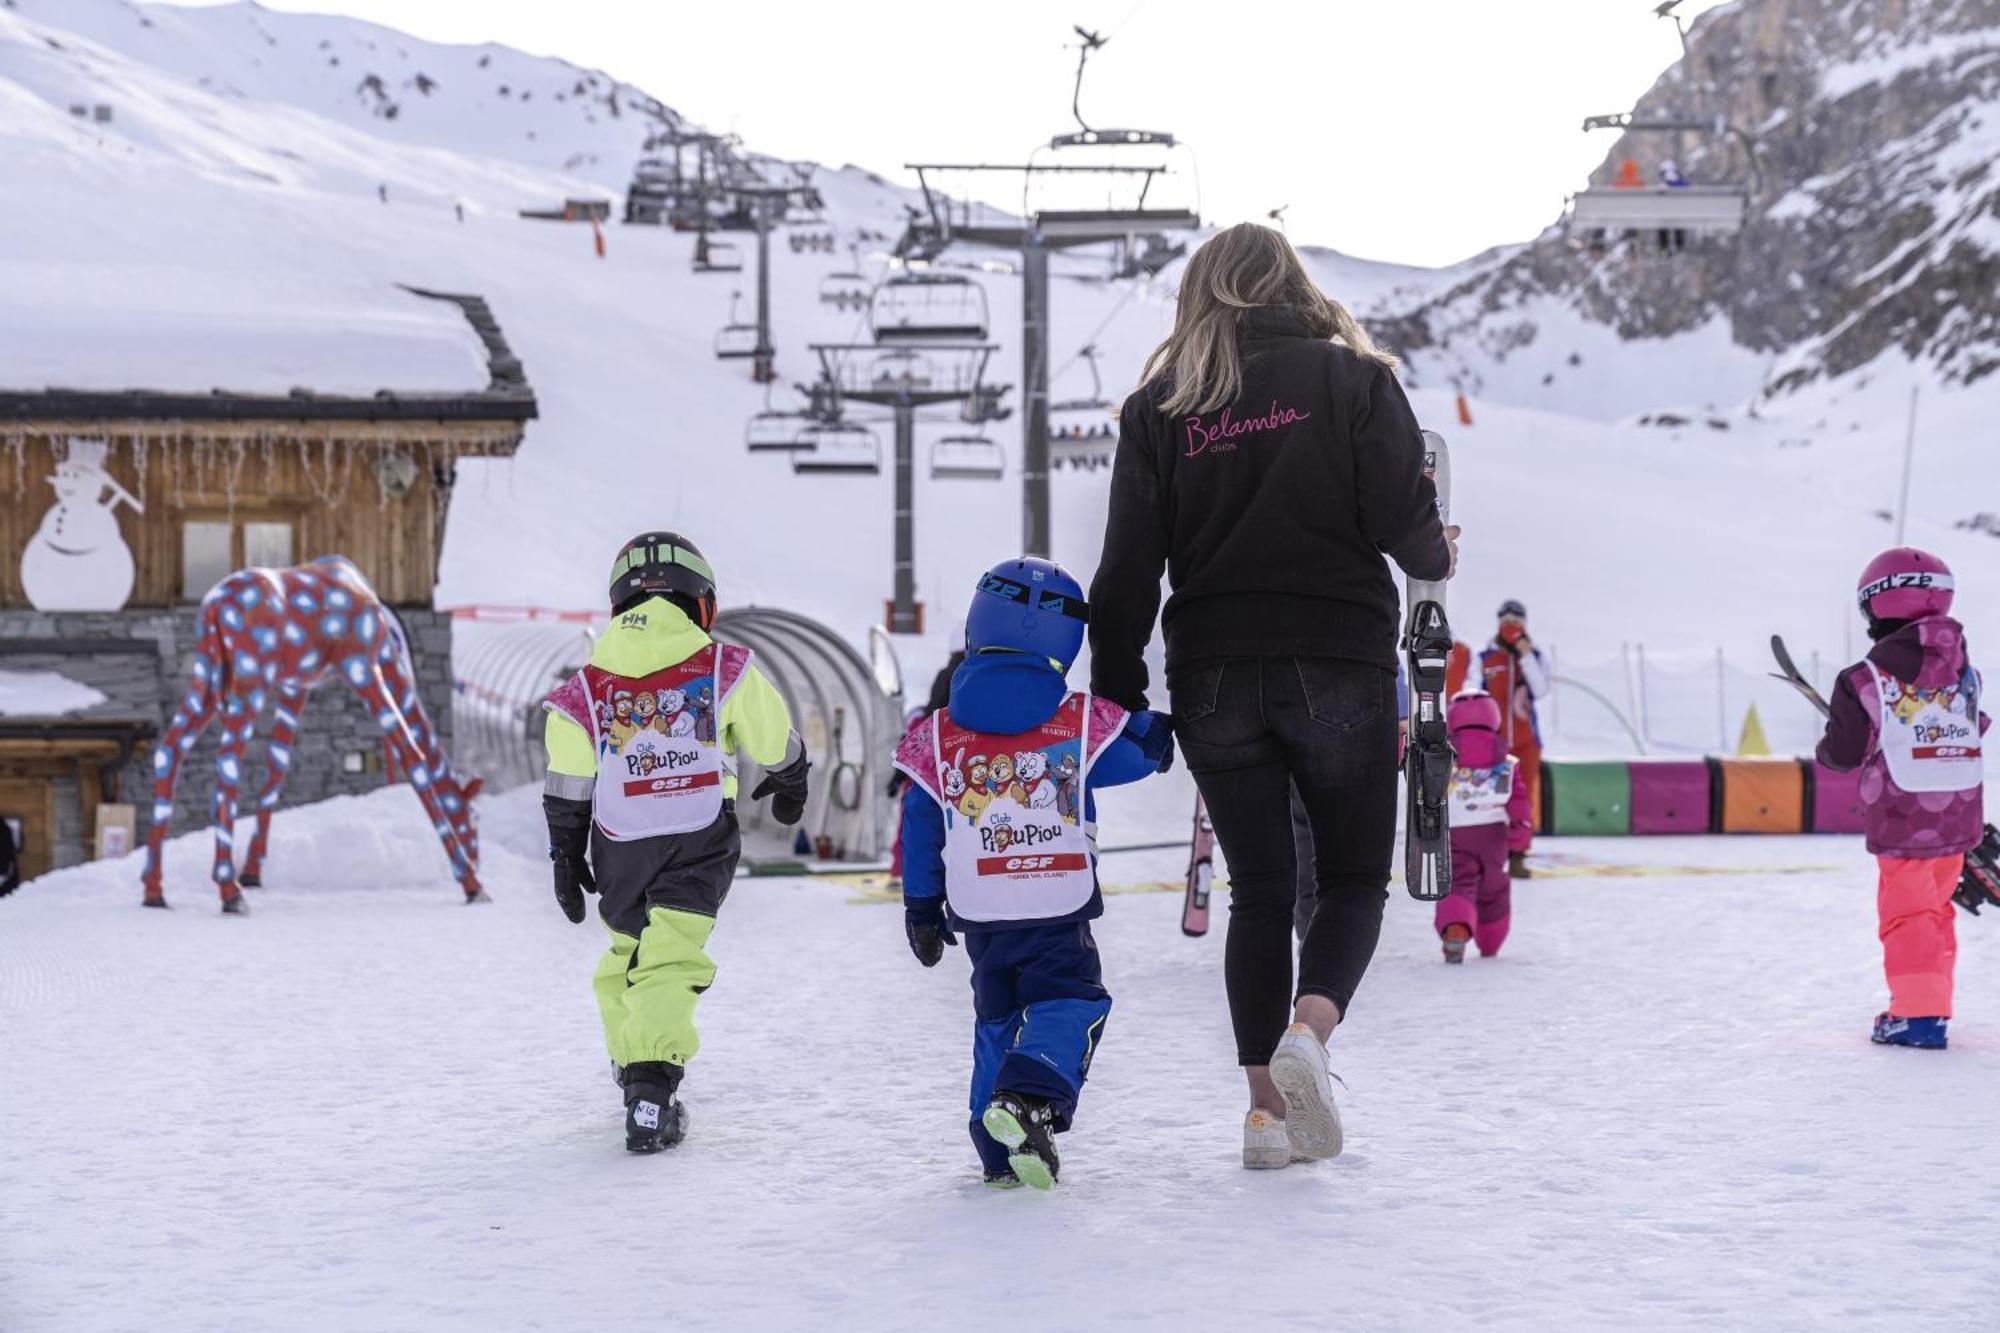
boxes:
[902,25,1199,556]
[801,344,1005,633]
[728,181,824,383]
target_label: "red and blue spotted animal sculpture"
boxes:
[140,555,485,913]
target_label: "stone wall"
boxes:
[0,608,455,872]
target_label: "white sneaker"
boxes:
[1267,1023,1343,1160]
[1243,1109,1292,1170]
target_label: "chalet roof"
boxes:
[0,287,536,425]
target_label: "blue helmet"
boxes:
[966,556,1089,670]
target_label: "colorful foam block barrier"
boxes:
[1535,757,1871,835]
[1806,762,1867,834]
[1541,761,1632,836]
[1627,760,1712,835]
[1714,757,1805,833]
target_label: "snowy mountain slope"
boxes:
[1377,0,2000,418]
[4,0,675,185]
[1,0,1994,763]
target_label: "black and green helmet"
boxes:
[610,532,717,627]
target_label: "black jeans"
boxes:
[1170,657,1398,1066]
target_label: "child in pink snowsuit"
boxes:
[1434,690,1533,962]
[1816,548,1988,1049]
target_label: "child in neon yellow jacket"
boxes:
[542,532,808,1151]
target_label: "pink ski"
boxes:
[1182,794,1215,937]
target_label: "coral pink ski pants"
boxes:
[1877,854,1963,1018]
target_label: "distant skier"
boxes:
[540,533,811,1151]
[893,557,1174,1189]
[1476,599,1550,877]
[1612,158,1645,189]
[1656,160,1691,253]
[1815,548,1988,1050]
[1433,690,1533,962]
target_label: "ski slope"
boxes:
[4,787,1999,1331]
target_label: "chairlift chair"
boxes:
[869,272,990,343]
[792,421,883,475]
[929,434,1005,481]
[819,271,872,311]
[745,413,808,453]
[1568,185,1747,234]
[714,292,758,360]
[1047,341,1117,471]
[820,245,873,311]
[860,348,939,394]
[1568,111,1754,239]
[694,239,744,273]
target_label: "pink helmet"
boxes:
[1447,689,1503,734]
[1856,547,1954,622]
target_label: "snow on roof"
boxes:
[0,269,492,397]
[0,669,111,718]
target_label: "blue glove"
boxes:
[904,896,958,967]
[1126,710,1177,774]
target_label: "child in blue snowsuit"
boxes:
[892,557,1174,1189]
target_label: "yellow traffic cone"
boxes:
[1736,703,1771,757]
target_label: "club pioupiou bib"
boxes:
[1448,757,1517,827]
[896,692,1128,924]
[550,643,748,840]
[1865,661,1982,795]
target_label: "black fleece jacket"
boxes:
[1087,307,1448,710]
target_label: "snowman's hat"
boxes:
[57,437,110,474]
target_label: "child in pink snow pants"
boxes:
[1434,690,1533,963]
[1816,548,1988,1049]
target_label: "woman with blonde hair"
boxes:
[1088,221,1456,1169]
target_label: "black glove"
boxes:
[552,851,597,924]
[904,899,958,967]
[543,794,597,925]
[751,754,811,826]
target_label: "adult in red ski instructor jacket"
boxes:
[1088,223,1456,1170]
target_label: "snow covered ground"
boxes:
[4,786,1999,1331]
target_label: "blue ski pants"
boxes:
[964,921,1111,1173]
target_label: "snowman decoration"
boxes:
[21,438,143,611]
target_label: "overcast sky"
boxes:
[175,0,1733,268]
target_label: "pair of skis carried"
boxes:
[1768,633,2000,915]
[1183,431,1456,935]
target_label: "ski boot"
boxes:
[1871,1013,1948,1050]
[1507,850,1532,880]
[1441,923,1471,965]
[1268,1023,1344,1161]
[981,1092,1059,1191]
[981,1168,1023,1190]
[621,1060,689,1152]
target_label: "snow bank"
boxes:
[0,668,109,716]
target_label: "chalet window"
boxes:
[179,516,296,601]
